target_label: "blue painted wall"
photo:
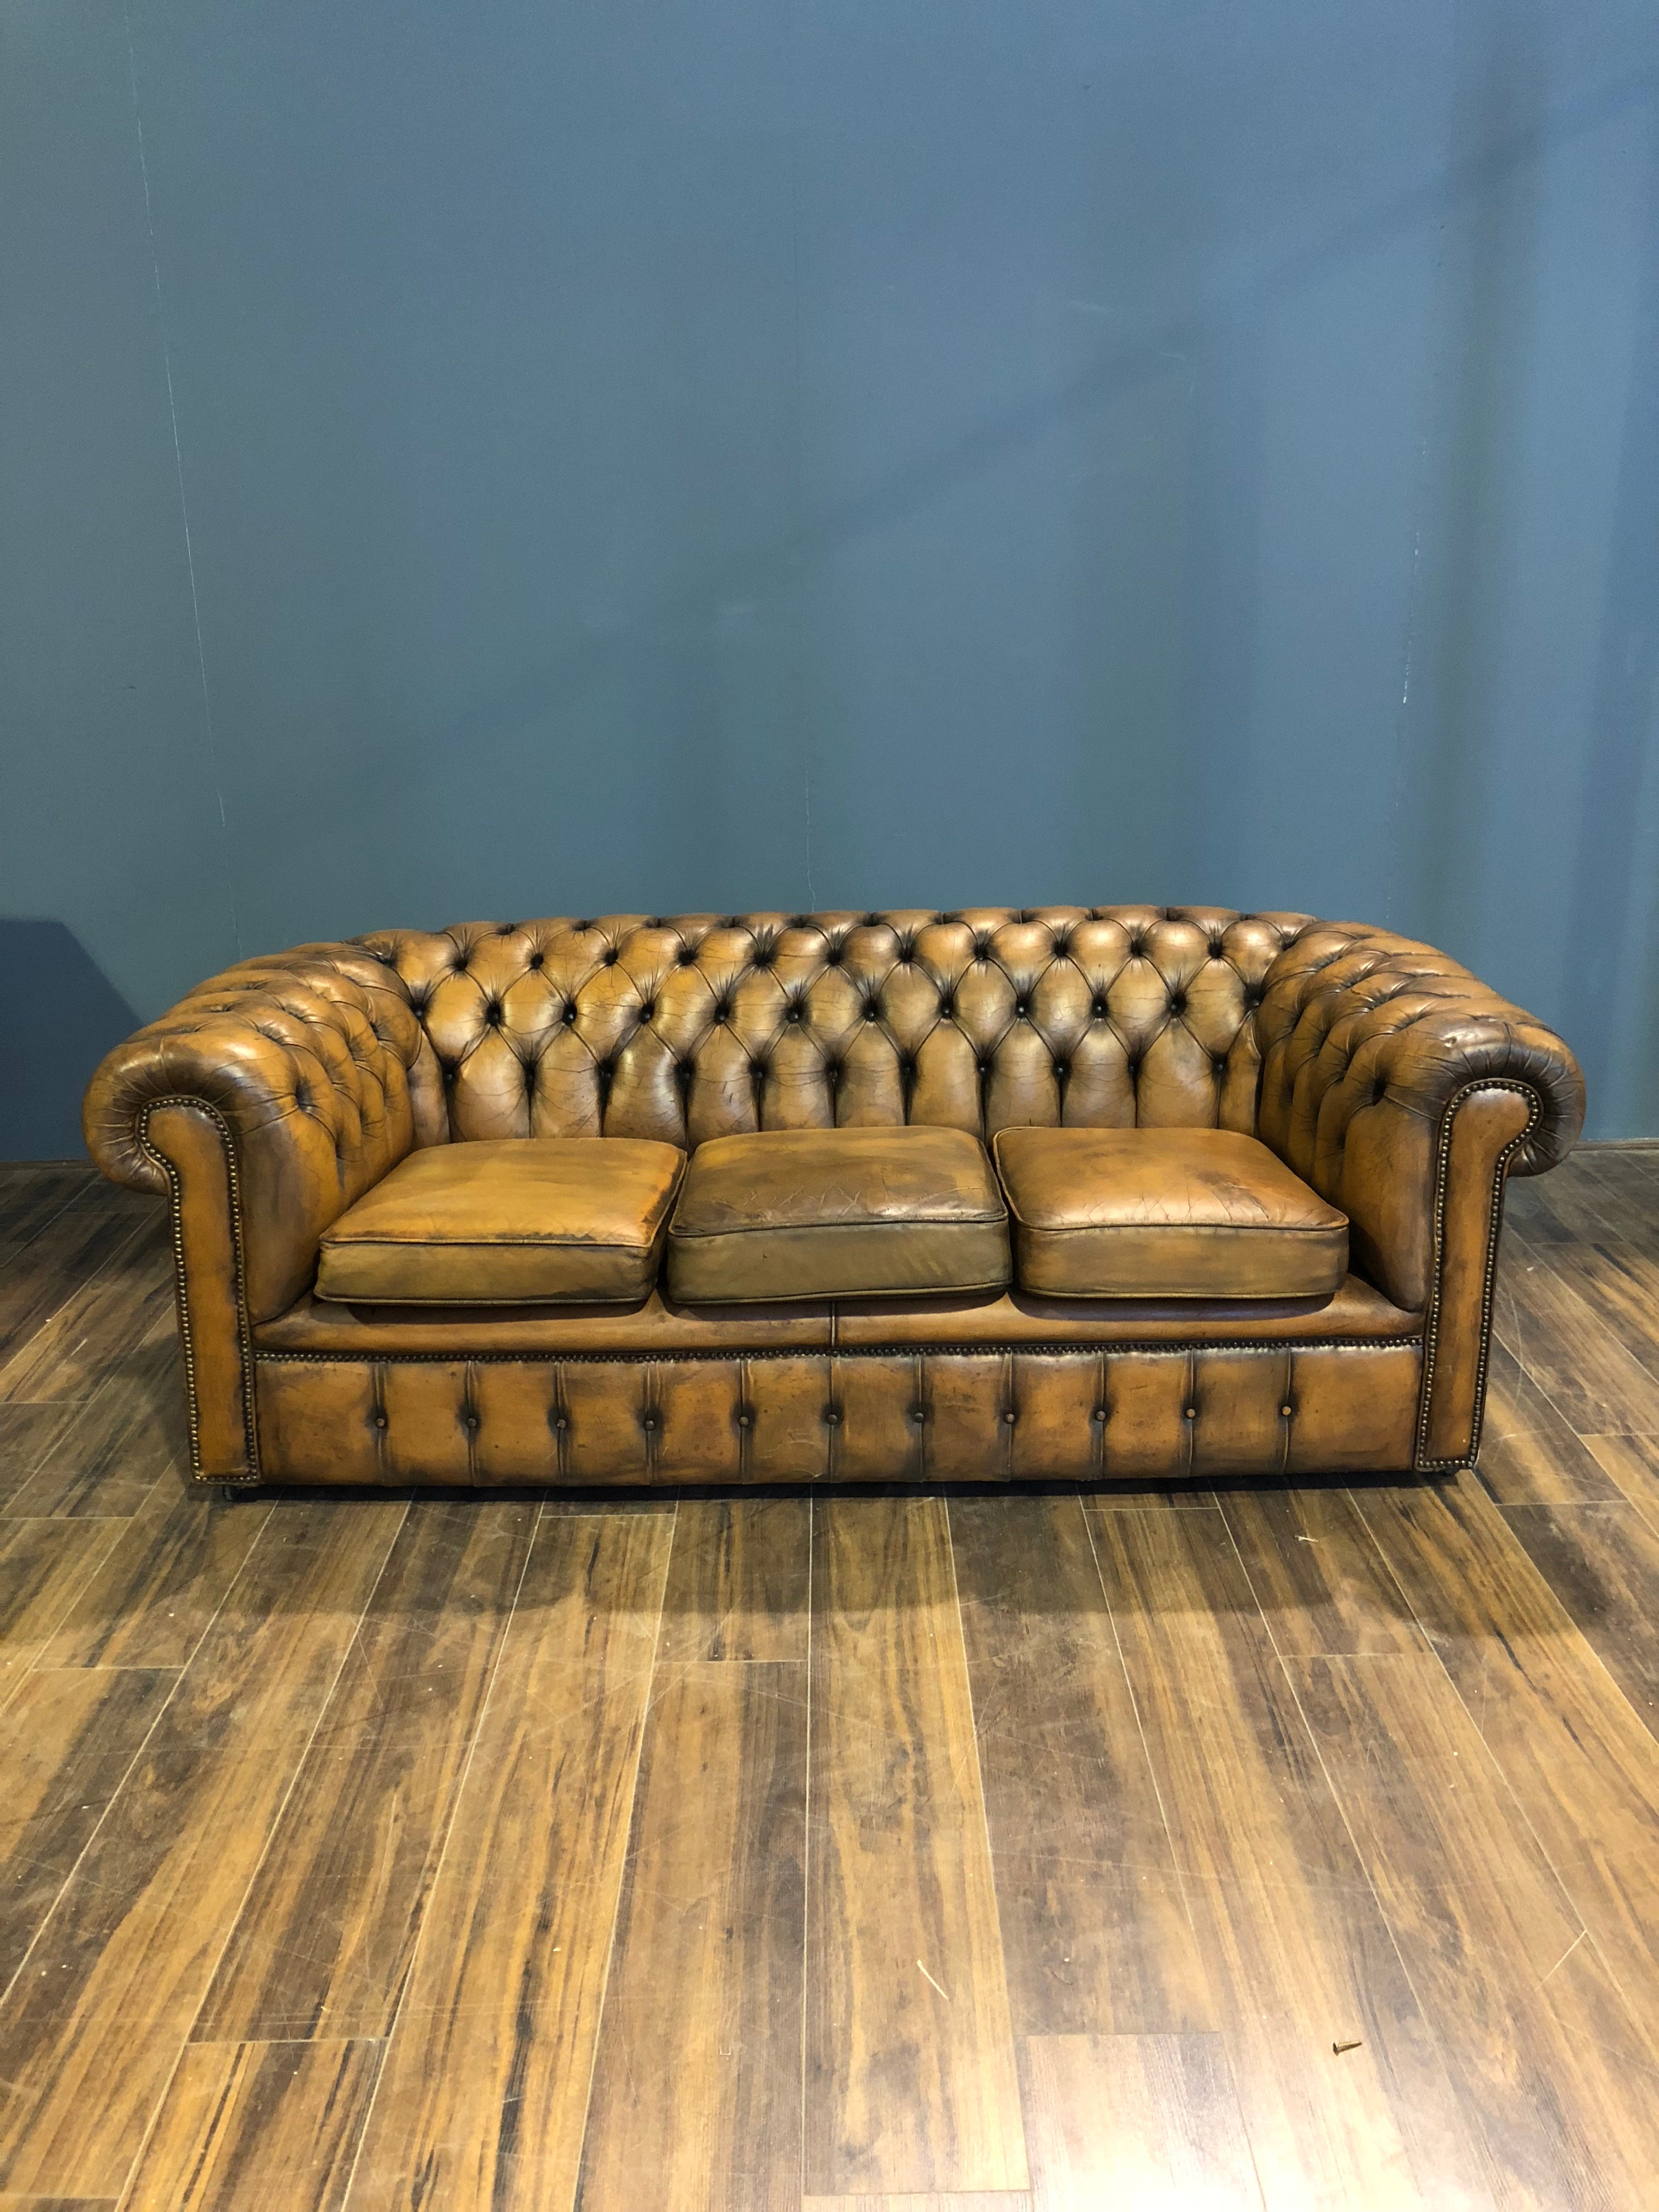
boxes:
[4,0,1657,1150]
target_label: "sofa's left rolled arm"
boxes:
[83,944,443,1481]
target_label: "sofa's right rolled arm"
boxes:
[1254,924,1585,1468]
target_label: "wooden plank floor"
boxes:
[1,1147,1658,2209]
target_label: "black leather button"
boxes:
[910,1408,926,1424]
[562,1003,577,1024]
[640,1001,655,1021]
[823,1407,841,1425]
[642,1414,657,1430]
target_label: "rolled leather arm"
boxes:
[1254,924,1584,1470]
[84,943,446,1483]
[83,944,445,1325]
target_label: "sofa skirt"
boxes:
[248,1338,1425,1488]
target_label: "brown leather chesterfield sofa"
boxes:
[82,907,1584,1493]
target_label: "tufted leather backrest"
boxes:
[355,907,1317,1149]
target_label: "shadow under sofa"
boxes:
[81,905,1585,1492]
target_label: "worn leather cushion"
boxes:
[667,1126,1011,1304]
[993,1126,1347,1299]
[316,1137,684,1305]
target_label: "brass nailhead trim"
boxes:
[255,1333,1421,1368]
[1413,1077,1539,1474]
[138,1096,263,1487]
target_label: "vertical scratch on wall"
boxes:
[123,0,242,960]
[1386,208,1452,935]
[784,0,817,916]
[1387,513,1425,936]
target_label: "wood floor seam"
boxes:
[80,1499,414,2207]
[0,1498,277,2016]
[562,1497,681,2204]
[327,1492,556,2212]
[799,1498,814,2212]
[0,1212,161,1403]
[1232,1486,1448,2089]
[1346,1480,1659,2080]
[1069,1496,1219,2032]
[1242,1493,1623,2198]
[939,1498,1034,2196]
[171,1496,416,2055]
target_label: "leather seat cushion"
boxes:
[992,1126,1348,1299]
[666,1126,1012,1304]
[316,1137,684,1305]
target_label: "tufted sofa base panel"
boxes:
[252,1339,1423,1488]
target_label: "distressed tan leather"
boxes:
[666,1126,1011,1303]
[81,944,435,1323]
[317,1137,682,1305]
[1254,923,1581,1309]
[83,906,1585,1485]
[994,1126,1347,1299]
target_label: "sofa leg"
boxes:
[219,1482,238,1505]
